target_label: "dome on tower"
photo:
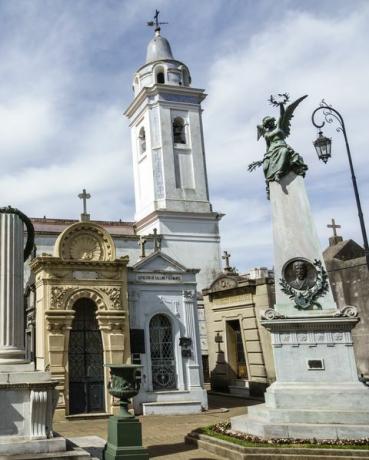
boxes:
[146,30,174,63]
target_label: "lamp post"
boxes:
[311,100,369,270]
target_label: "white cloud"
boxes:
[0,1,368,275]
[203,5,369,271]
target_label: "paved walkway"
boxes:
[54,394,260,459]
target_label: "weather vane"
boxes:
[147,9,168,32]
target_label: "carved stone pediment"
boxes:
[54,222,116,262]
[209,276,238,292]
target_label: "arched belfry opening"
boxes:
[68,298,105,414]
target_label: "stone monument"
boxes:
[231,94,369,439]
[0,207,85,458]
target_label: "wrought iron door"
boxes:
[69,299,105,414]
[149,314,176,390]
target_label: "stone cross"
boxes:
[327,218,343,247]
[327,218,341,237]
[78,189,91,222]
[138,236,147,258]
[151,228,162,252]
[222,251,231,271]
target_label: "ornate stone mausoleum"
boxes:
[30,221,131,418]
[203,268,275,397]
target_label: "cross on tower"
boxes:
[78,188,91,222]
[222,250,231,270]
[327,218,341,237]
[138,236,147,259]
[147,9,168,32]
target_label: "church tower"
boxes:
[125,17,222,289]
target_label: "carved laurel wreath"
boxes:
[279,259,329,310]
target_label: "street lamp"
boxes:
[313,131,331,163]
[311,100,369,270]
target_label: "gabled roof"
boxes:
[131,250,199,273]
[323,239,365,261]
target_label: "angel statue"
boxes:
[249,94,308,197]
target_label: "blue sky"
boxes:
[1,0,369,272]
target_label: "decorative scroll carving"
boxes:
[183,290,195,300]
[100,287,122,309]
[109,322,125,333]
[47,322,66,334]
[261,308,286,320]
[50,287,71,309]
[334,305,358,318]
[211,276,238,292]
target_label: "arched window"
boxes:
[138,127,146,154]
[157,72,165,84]
[182,69,190,86]
[172,117,186,144]
[149,314,176,390]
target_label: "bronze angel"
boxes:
[249,94,308,188]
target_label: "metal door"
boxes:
[149,314,176,390]
[68,299,105,414]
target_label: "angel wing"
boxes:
[278,95,308,137]
[257,124,264,141]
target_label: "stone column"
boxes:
[270,172,337,317]
[183,290,203,388]
[0,211,25,363]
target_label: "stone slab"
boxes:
[231,412,369,440]
[0,437,66,455]
[142,400,202,415]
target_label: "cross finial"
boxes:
[222,251,231,270]
[327,218,343,247]
[147,9,168,33]
[150,228,162,252]
[327,218,341,237]
[78,188,91,222]
[138,236,147,259]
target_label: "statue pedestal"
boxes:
[231,174,369,440]
[231,316,369,439]
[104,415,149,460]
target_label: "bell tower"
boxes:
[124,13,222,289]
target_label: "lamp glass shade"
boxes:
[313,131,332,163]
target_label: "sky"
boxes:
[1,0,369,273]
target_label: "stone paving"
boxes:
[54,394,260,459]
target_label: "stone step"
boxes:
[229,385,250,398]
[247,404,369,425]
[230,379,249,388]
[8,447,91,460]
[231,413,369,440]
[142,400,202,415]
